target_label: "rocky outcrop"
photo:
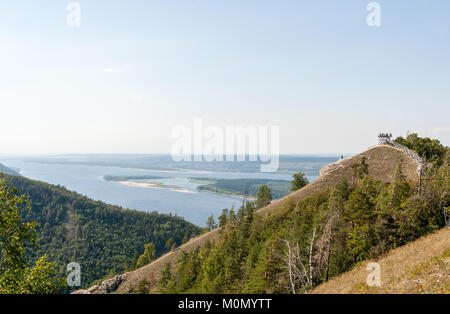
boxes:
[72,274,129,294]
[71,289,90,294]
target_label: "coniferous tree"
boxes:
[219,209,229,228]
[390,161,411,208]
[290,172,309,192]
[136,243,155,269]
[182,232,190,244]
[227,209,236,227]
[256,185,272,209]
[351,156,369,182]
[158,262,172,291]
[135,278,149,294]
[165,238,175,251]
[206,214,217,231]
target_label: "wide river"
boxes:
[2,159,323,226]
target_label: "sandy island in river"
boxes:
[117,181,196,194]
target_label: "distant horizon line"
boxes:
[0,152,352,158]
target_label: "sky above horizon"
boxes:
[0,0,449,155]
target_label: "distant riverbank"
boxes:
[189,177,292,199]
[116,180,196,194]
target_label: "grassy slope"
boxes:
[312,228,449,294]
[105,144,422,293]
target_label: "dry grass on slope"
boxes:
[107,144,422,294]
[258,144,420,218]
[312,228,450,294]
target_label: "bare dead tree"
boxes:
[282,228,317,294]
[308,228,316,285]
[418,167,423,196]
[282,210,342,294]
[284,240,296,294]
[313,213,338,283]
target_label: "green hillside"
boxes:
[4,175,201,289]
[157,136,449,294]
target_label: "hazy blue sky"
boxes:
[1,0,449,154]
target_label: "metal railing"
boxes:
[386,140,425,164]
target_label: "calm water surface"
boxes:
[2,159,325,226]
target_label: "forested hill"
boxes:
[154,137,448,294]
[4,174,201,289]
[92,134,448,294]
